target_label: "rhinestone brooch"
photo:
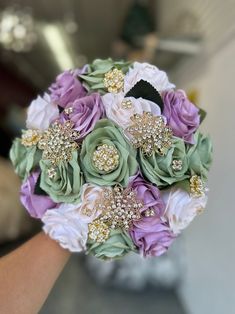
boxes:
[89,186,143,244]
[126,112,173,156]
[21,129,41,147]
[38,120,80,178]
[190,175,205,198]
[172,159,183,171]
[92,144,119,173]
[103,68,124,93]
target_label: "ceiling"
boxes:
[1,0,235,92]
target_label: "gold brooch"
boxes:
[190,175,205,197]
[38,120,80,178]
[126,112,173,156]
[103,68,124,93]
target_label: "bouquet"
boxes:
[10,59,213,260]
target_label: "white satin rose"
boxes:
[42,203,89,252]
[78,183,105,220]
[26,93,59,131]
[42,184,107,252]
[124,62,175,94]
[102,93,161,129]
[162,188,208,235]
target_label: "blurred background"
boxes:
[0,0,234,313]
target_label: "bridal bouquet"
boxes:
[10,59,213,260]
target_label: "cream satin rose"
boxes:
[78,183,106,221]
[162,188,208,235]
[102,93,161,129]
[124,62,175,94]
[42,184,106,252]
[26,93,59,131]
[42,203,89,252]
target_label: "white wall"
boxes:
[170,33,235,314]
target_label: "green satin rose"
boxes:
[187,132,213,180]
[39,151,83,204]
[9,138,42,180]
[80,119,138,186]
[87,229,136,260]
[79,58,130,94]
[139,136,189,188]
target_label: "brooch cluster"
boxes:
[190,175,205,197]
[126,112,173,156]
[103,68,124,93]
[88,186,143,243]
[21,129,42,147]
[92,144,120,173]
[38,121,80,178]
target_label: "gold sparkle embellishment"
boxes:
[96,185,143,231]
[126,112,173,156]
[190,175,205,198]
[121,99,133,109]
[144,208,155,217]
[92,144,119,173]
[64,107,73,115]
[172,159,183,171]
[103,68,124,93]
[88,220,110,243]
[21,129,41,147]
[38,120,80,178]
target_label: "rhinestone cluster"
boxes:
[21,129,41,147]
[64,107,73,115]
[121,99,133,109]
[172,159,183,171]
[92,144,119,173]
[190,175,205,197]
[88,220,110,243]
[144,208,155,217]
[96,186,143,232]
[103,68,124,93]
[38,121,80,178]
[126,112,173,156]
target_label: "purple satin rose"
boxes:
[20,171,57,219]
[130,216,176,257]
[128,174,164,216]
[49,69,87,108]
[61,93,105,139]
[163,90,200,144]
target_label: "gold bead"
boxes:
[93,144,119,173]
[103,68,124,93]
[190,175,205,197]
[88,220,110,243]
[21,129,41,147]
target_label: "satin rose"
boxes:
[124,62,175,94]
[20,170,57,219]
[39,151,83,204]
[87,229,136,260]
[139,136,189,187]
[42,203,89,252]
[26,93,59,131]
[128,174,164,216]
[9,138,42,180]
[130,216,175,257]
[80,119,138,186]
[102,93,161,129]
[163,90,200,144]
[162,187,208,235]
[61,93,105,139]
[77,183,104,221]
[49,69,87,108]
